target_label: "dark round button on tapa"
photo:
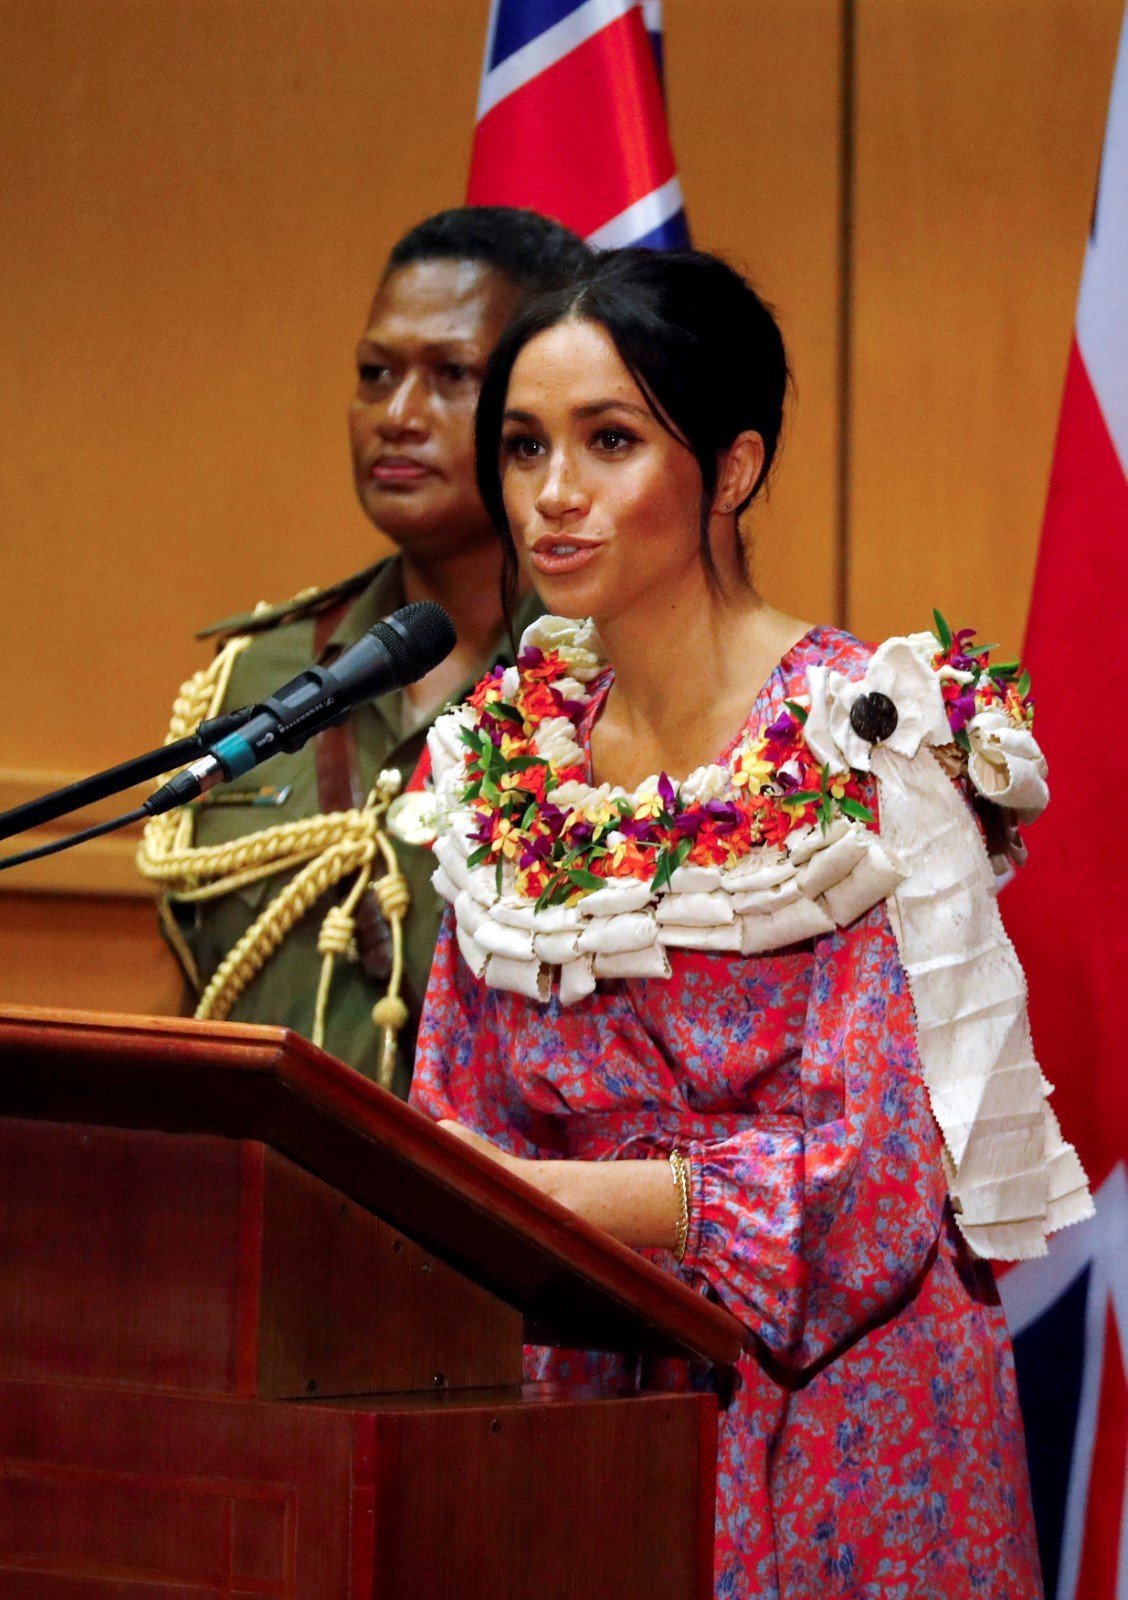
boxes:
[849,691,899,744]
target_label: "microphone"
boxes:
[146,600,456,817]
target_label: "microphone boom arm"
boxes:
[0,711,251,845]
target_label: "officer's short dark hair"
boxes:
[384,207,591,298]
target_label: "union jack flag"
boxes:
[466,0,690,248]
[1000,6,1128,1595]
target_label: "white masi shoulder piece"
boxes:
[874,745,1092,1259]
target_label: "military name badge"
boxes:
[385,790,440,846]
[198,784,293,808]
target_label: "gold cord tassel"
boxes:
[369,805,411,1088]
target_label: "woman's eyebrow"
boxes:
[502,399,651,425]
[573,399,650,420]
[358,337,480,359]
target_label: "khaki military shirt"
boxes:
[163,556,539,1097]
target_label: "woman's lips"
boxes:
[370,457,434,487]
[528,540,600,576]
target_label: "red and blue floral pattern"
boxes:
[412,627,1042,1599]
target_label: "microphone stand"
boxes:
[0,711,249,845]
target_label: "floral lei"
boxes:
[450,610,1033,909]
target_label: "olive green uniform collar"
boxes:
[321,556,539,744]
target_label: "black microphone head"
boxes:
[379,601,457,681]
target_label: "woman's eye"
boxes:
[502,434,544,461]
[593,427,636,453]
[438,362,473,385]
[357,363,390,386]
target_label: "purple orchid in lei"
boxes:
[946,687,979,734]
[657,772,678,813]
[476,709,507,748]
[519,835,553,870]
[763,709,802,768]
[517,645,545,671]
[948,628,979,674]
[470,812,497,846]
[765,710,799,749]
[675,799,741,837]
[619,817,662,845]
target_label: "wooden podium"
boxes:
[0,1005,744,1598]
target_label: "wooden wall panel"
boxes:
[848,0,1122,653]
[0,0,491,778]
[0,894,182,1016]
[665,0,844,627]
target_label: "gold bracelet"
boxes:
[669,1149,691,1263]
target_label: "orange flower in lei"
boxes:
[467,667,506,712]
[520,648,571,685]
[516,680,562,728]
[594,838,657,879]
[687,825,736,869]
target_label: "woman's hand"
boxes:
[437,1119,523,1176]
[436,1118,683,1254]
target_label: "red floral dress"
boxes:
[411,627,1043,1600]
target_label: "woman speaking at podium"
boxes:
[410,247,1090,1598]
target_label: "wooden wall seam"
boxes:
[835,0,856,632]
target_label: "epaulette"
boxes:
[195,561,387,642]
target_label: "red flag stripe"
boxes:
[1002,340,1128,1194]
[466,8,675,238]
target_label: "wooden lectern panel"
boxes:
[0,1378,716,1598]
[256,1145,522,1397]
[0,1118,522,1398]
[0,1377,369,1597]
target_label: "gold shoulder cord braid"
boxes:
[136,617,411,1088]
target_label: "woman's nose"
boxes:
[535,452,588,520]
[376,372,429,439]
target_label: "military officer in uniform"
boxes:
[138,207,589,1095]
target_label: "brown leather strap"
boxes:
[313,599,392,981]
